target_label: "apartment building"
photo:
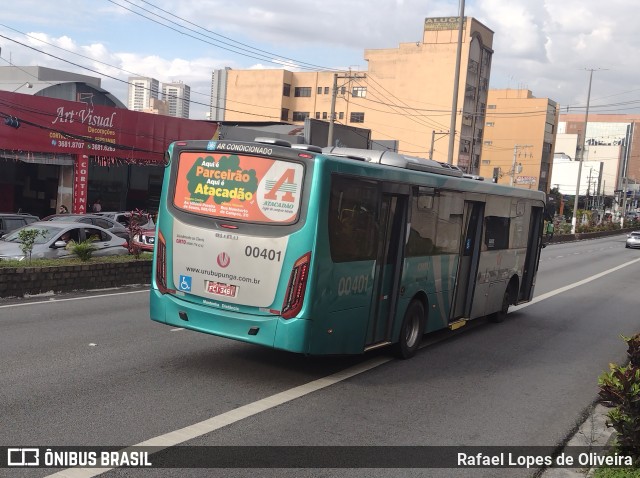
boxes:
[127,76,159,112]
[128,77,191,118]
[162,81,191,119]
[478,89,558,193]
[221,17,494,174]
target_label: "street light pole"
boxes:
[571,69,597,234]
[447,1,465,165]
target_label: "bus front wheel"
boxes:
[394,300,425,359]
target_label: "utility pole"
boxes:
[447,3,465,165]
[586,168,593,210]
[571,68,605,234]
[510,144,532,187]
[429,131,448,160]
[621,177,628,227]
[327,74,338,148]
[430,130,435,159]
[327,72,366,148]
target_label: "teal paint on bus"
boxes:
[150,140,545,356]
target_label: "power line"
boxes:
[130,0,338,72]
[106,0,338,72]
[0,32,281,120]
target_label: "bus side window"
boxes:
[435,191,463,254]
[484,216,510,250]
[329,177,379,262]
[406,191,437,256]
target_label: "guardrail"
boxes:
[546,227,637,244]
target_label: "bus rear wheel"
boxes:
[394,300,425,359]
[490,287,511,323]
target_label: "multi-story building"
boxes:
[141,97,168,116]
[162,81,191,119]
[210,68,230,121]
[478,89,558,193]
[552,133,619,197]
[220,17,494,173]
[127,76,159,112]
[558,114,640,190]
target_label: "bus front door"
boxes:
[365,193,408,348]
[451,201,485,320]
[520,206,544,302]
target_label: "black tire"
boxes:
[394,300,425,359]
[490,287,511,323]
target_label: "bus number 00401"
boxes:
[337,275,369,296]
[245,246,282,262]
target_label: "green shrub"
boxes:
[17,228,46,263]
[598,334,640,467]
[66,238,97,261]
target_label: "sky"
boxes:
[1,0,639,120]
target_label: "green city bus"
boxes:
[150,139,545,358]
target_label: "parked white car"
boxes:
[0,221,129,261]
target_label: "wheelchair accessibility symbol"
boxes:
[178,275,192,292]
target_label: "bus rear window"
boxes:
[173,151,304,224]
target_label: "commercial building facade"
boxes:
[0,67,216,217]
[558,114,639,189]
[219,17,494,174]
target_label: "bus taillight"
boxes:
[281,252,311,319]
[156,230,170,294]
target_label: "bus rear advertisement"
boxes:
[150,139,545,358]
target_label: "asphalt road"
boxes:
[1,233,639,478]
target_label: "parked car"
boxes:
[98,211,156,252]
[0,221,129,261]
[42,214,129,240]
[131,227,156,252]
[97,211,155,229]
[625,231,640,249]
[0,213,39,237]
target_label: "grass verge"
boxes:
[0,253,152,268]
[592,468,640,477]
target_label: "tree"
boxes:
[126,209,151,258]
[17,228,46,263]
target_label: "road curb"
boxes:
[540,403,615,477]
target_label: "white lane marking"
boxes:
[43,258,640,478]
[44,355,392,478]
[512,257,640,312]
[0,289,148,309]
[170,328,184,332]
